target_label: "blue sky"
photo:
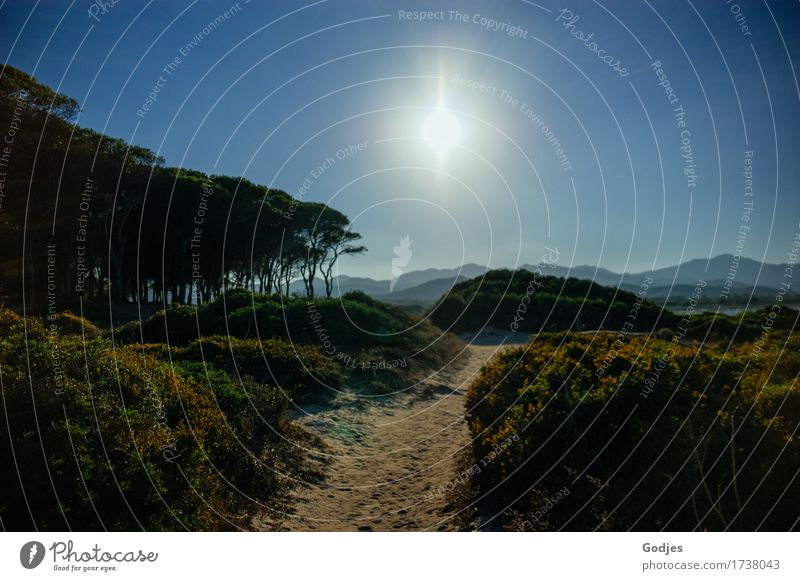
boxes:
[2,0,799,279]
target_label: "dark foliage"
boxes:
[463,332,800,531]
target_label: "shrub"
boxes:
[429,269,673,333]
[463,332,800,531]
[176,335,345,402]
[0,308,303,530]
[48,310,102,338]
[113,290,462,396]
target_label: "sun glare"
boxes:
[422,106,461,155]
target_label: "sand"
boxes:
[258,338,523,531]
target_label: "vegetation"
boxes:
[459,331,800,531]
[4,62,796,534]
[684,307,798,342]
[0,287,461,529]
[429,269,797,344]
[116,288,461,394]
[0,307,318,530]
[429,269,668,333]
[0,66,468,531]
[0,65,364,309]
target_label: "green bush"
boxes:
[176,335,344,402]
[115,290,462,395]
[463,332,800,531]
[0,308,305,530]
[429,269,672,333]
[119,290,421,350]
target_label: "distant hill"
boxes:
[384,264,487,290]
[290,255,791,306]
[374,275,468,304]
[523,254,790,290]
[624,254,789,288]
[288,265,486,301]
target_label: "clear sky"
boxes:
[2,0,799,279]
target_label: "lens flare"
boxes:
[422,107,461,155]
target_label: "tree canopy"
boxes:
[0,65,365,310]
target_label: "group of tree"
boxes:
[0,65,364,310]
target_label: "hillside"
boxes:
[457,331,800,531]
[115,289,461,395]
[428,268,671,334]
[0,290,464,531]
[0,307,319,530]
[289,255,792,307]
[374,275,468,304]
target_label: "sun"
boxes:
[422,106,461,155]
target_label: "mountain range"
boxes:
[294,254,793,305]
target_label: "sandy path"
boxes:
[263,341,514,531]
